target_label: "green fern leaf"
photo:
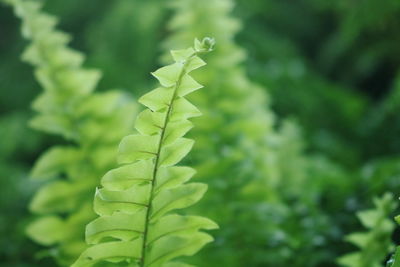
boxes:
[72,38,217,267]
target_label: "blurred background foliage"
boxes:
[1,0,400,266]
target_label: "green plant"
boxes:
[72,38,217,267]
[3,0,400,266]
[163,1,350,266]
[387,193,400,267]
[338,193,396,267]
[7,0,137,264]
[162,0,296,266]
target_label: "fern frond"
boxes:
[10,0,101,140]
[338,193,396,267]
[72,38,217,267]
[7,0,137,264]
[162,0,286,265]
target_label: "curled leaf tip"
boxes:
[194,37,215,52]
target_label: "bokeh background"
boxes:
[1,0,400,266]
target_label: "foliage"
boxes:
[72,38,217,267]
[338,193,397,267]
[235,0,400,165]
[162,0,289,265]
[6,0,137,264]
[387,193,400,267]
[1,0,400,266]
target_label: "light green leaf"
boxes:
[170,48,195,62]
[86,210,146,244]
[148,215,218,244]
[26,216,66,245]
[20,11,56,38]
[118,134,158,164]
[177,74,203,97]
[146,232,213,267]
[337,253,360,267]
[31,91,57,113]
[185,56,206,73]
[160,138,194,166]
[135,109,165,135]
[22,32,72,65]
[75,91,128,117]
[139,87,173,112]
[151,183,207,222]
[30,146,81,180]
[35,68,101,96]
[94,186,150,216]
[155,166,196,194]
[345,233,369,248]
[163,119,193,146]
[71,240,142,267]
[151,63,183,87]
[395,215,400,225]
[101,160,153,191]
[48,47,84,68]
[29,181,83,213]
[170,97,201,121]
[193,38,202,52]
[357,210,380,229]
[30,114,76,140]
